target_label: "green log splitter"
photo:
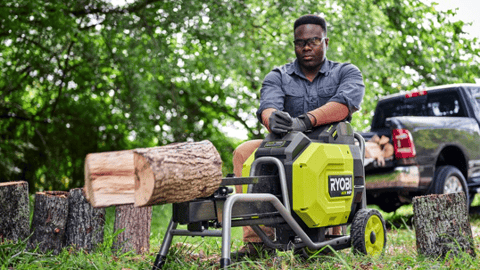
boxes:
[152,122,387,269]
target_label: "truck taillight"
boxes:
[392,129,416,159]
[405,90,427,98]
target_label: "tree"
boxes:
[1,0,478,192]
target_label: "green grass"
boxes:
[2,198,480,269]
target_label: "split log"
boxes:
[29,191,69,254]
[66,188,106,251]
[112,204,152,254]
[413,192,475,258]
[134,140,222,207]
[84,150,135,208]
[0,181,30,243]
[365,135,394,167]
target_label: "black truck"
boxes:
[362,83,480,212]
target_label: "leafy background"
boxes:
[1,0,479,192]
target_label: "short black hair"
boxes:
[294,14,327,34]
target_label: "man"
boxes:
[232,14,365,258]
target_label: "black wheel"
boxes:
[430,166,469,203]
[351,208,386,256]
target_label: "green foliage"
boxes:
[0,0,478,191]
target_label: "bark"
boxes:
[29,191,69,254]
[134,140,222,207]
[413,192,475,257]
[84,150,135,208]
[65,188,106,251]
[0,181,30,243]
[112,204,152,254]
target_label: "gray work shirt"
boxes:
[256,58,365,122]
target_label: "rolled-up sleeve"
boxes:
[256,69,285,122]
[328,64,365,114]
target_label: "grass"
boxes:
[2,197,480,269]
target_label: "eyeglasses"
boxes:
[293,37,326,48]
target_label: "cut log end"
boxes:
[84,159,93,202]
[0,181,28,187]
[134,154,155,207]
[84,150,136,208]
[39,191,69,198]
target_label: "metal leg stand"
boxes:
[152,219,178,270]
[219,217,232,268]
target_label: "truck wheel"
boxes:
[431,166,469,204]
[351,208,386,256]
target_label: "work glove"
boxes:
[268,111,293,134]
[291,114,313,132]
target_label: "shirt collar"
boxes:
[287,58,331,77]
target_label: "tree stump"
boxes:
[134,140,222,207]
[66,188,106,251]
[29,191,69,254]
[0,181,30,243]
[84,150,135,208]
[413,192,475,257]
[112,204,152,254]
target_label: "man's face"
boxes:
[294,24,329,71]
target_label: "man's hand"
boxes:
[268,111,293,134]
[291,114,313,132]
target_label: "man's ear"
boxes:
[324,37,329,50]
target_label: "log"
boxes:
[0,181,30,243]
[413,192,475,258]
[66,188,106,251]
[29,191,69,254]
[112,204,152,254]
[134,140,222,207]
[84,150,135,208]
[365,135,394,167]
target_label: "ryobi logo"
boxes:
[328,175,353,197]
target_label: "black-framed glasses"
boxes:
[293,37,326,48]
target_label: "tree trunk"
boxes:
[65,188,106,251]
[134,140,222,207]
[112,204,152,254]
[413,192,475,257]
[84,150,135,208]
[29,191,69,254]
[0,181,30,243]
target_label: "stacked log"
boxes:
[0,181,30,243]
[365,135,394,167]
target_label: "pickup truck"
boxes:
[362,83,480,212]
